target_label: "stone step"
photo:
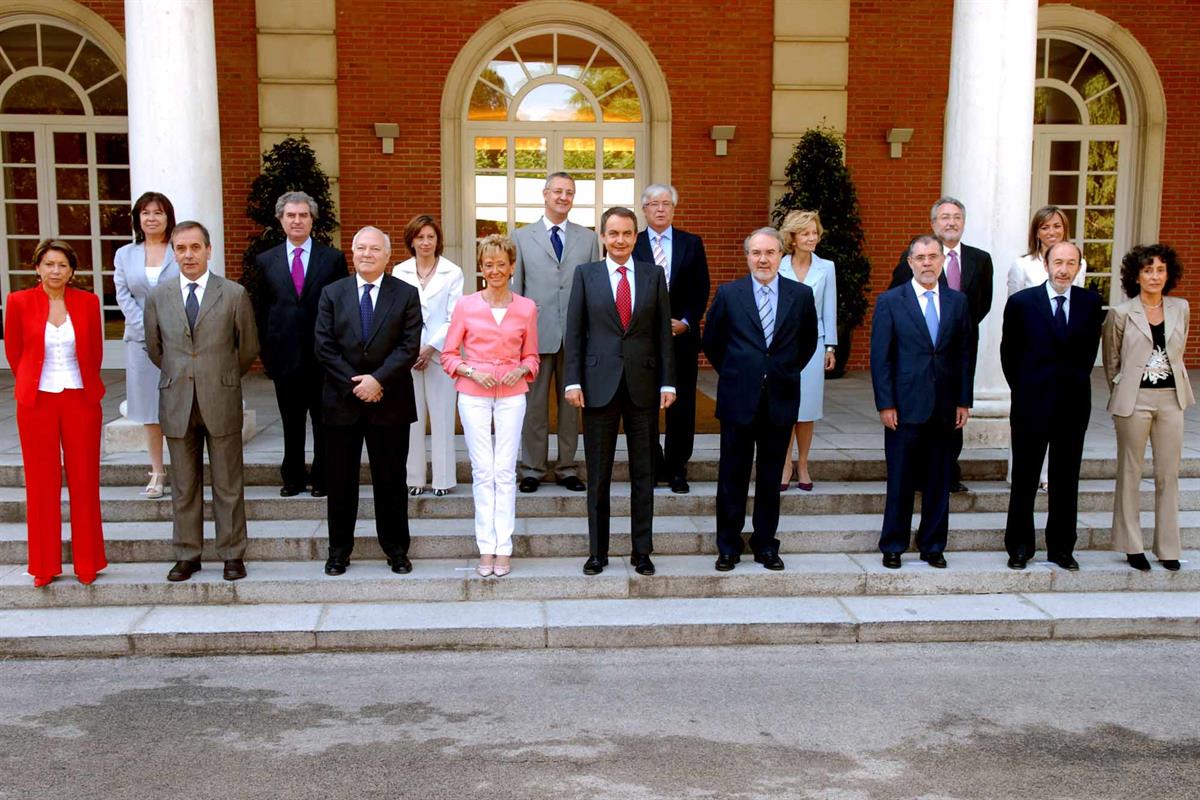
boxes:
[0,478,1194,523]
[2,589,1197,657]
[2,551,1197,609]
[2,511,1198,563]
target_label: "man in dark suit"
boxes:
[563,206,675,576]
[1000,241,1103,571]
[702,228,817,572]
[889,197,993,492]
[871,234,974,569]
[254,191,347,498]
[313,226,422,576]
[632,183,710,494]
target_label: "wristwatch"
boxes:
[464,366,475,378]
[825,346,836,354]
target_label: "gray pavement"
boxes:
[1,641,1197,799]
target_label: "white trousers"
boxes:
[408,364,457,490]
[459,393,526,556]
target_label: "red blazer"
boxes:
[4,287,105,406]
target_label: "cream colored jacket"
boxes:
[1102,295,1194,416]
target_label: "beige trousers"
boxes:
[1111,387,1184,559]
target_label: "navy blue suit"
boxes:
[1001,283,1103,559]
[703,275,817,556]
[870,282,974,555]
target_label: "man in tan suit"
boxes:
[146,220,259,582]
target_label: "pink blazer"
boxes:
[441,293,539,397]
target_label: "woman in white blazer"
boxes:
[393,215,464,496]
[1103,244,1193,572]
[777,210,837,491]
[112,192,178,498]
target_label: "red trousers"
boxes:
[17,390,106,579]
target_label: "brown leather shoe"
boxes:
[167,561,201,582]
[223,559,247,581]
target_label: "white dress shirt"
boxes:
[288,236,312,276]
[355,272,384,308]
[911,278,941,318]
[541,216,568,251]
[181,269,211,306]
[38,316,84,392]
[1045,280,1071,322]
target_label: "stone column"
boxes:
[942,0,1038,448]
[125,0,225,272]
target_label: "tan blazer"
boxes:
[145,273,260,438]
[1102,295,1194,416]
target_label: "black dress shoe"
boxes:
[1048,553,1079,571]
[324,557,348,576]
[167,560,201,582]
[949,481,969,493]
[1007,554,1028,570]
[557,476,586,492]
[754,551,785,571]
[389,555,413,574]
[279,484,305,497]
[518,477,540,493]
[631,554,656,576]
[223,559,247,581]
[882,553,902,569]
[310,486,326,498]
[582,555,608,575]
[920,552,947,568]
[715,553,740,572]
[669,477,690,494]
[1127,553,1152,572]
[1161,559,1181,571]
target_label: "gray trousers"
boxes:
[518,347,580,480]
[166,397,248,562]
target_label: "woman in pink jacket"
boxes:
[442,235,539,576]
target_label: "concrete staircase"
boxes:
[2,454,1199,657]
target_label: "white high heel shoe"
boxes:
[142,471,166,499]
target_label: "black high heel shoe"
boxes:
[1127,553,1151,572]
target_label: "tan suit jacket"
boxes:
[1103,295,1194,416]
[145,273,259,437]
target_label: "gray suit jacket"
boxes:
[145,273,260,438]
[511,219,599,353]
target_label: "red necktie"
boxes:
[615,266,631,329]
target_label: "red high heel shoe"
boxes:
[33,576,53,587]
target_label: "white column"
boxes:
[125,0,225,273]
[942,0,1038,447]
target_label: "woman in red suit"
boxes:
[4,240,107,586]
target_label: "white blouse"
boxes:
[144,264,166,287]
[491,308,507,324]
[38,316,84,393]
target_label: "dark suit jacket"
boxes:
[870,284,974,425]
[701,276,818,428]
[632,227,710,340]
[254,241,347,379]
[1001,282,1104,431]
[4,287,105,407]
[889,243,994,328]
[563,259,675,409]
[313,274,422,426]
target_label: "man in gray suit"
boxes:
[146,221,259,583]
[512,172,600,493]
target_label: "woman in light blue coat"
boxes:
[113,191,178,498]
[777,210,837,490]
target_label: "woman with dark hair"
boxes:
[1103,244,1193,571]
[5,241,107,586]
[113,191,178,498]
[393,215,463,496]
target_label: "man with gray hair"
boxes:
[633,183,710,493]
[253,190,347,498]
[702,227,817,572]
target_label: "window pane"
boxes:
[512,34,554,81]
[1033,86,1080,125]
[59,238,92,269]
[104,308,124,339]
[1087,140,1119,172]
[566,208,595,230]
[568,175,596,205]
[515,83,594,122]
[1083,242,1113,276]
[514,207,543,225]
[514,137,546,171]
[474,208,507,239]
[57,203,91,235]
[557,36,596,79]
[563,137,595,171]
[603,138,635,170]
[99,203,130,236]
[468,76,509,121]
[89,75,128,115]
[68,40,118,90]
[8,272,40,293]
[40,24,82,71]
[55,167,89,201]
[1084,209,1114,240]
[598,80,641,122]
[602,173,635,205]
[0,25,37,70]
[1045,38,1084,83]
[4,167,38,199]
[1047,174,1078,207]
[474,136,507,170]
[1049,141,1081,171]
[95,133,129,165]
[514,174,543,205]
[101,238,123,269]
[1086,174,1117,206]
[1086,86,1124,125]
[0,75,84,115]
[69,272,94,293]
[54,132,88,164]
[489,48,529,95]
[97,167,129,201]
[7,239,37,269]
[5,202,40,235]
[2,131,35,164]
[1071,53,1117,101]
[474,174,507,204]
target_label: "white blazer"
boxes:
[1007,253,1087,296]
[779,252,838,344]
[392,256,464,351]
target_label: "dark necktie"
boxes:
[1054,294,1067,334]
[550,225,563,261]
[185,282,199,334]
[615,266,631,329]
[360,283,375,343]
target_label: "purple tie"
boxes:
[291,247,305,296]
[946,250,961,291]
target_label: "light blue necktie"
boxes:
[758,284,775,346]
[923,290,939,343]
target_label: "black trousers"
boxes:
[880,417,953,555]
[655,334,700,480]
[274,365,325,490]
[324,419,410,561]
[1005,418,1087,558]
[715,394,792,557]
[583,377,657,557]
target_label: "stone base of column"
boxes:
[963,396,1010,449]
[104,402,258,454]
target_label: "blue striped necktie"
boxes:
[360,283,374,343]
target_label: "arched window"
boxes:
[0,17,129,352]
[1031,34,1130,303]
